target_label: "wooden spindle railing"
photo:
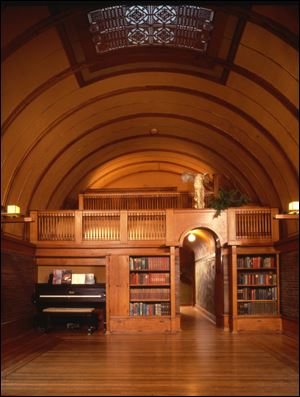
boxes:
[37,211,75,241]
[80,192,194,210]
[128,211,166,240]
[82,211,120,240]
[234,208,275,240]
[30,207,279,244]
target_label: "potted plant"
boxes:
[207,188,249,217]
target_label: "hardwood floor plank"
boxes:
[1,307,299,396]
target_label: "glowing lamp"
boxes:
[288,201,299,215]
[188,232,196,242]
[7,205,20,215]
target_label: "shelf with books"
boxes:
[236,254,279,317]
[129,256,171,317]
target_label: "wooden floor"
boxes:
[1,307,299,396]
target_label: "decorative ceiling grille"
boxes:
[87,5,214,54]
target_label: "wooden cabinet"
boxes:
[232,247,282,332]
[106,248,179,334]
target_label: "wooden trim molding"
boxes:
[1,233,36,256]
[274,234,299,252]
[195,304,216,325]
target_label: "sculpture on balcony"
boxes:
[181,172,210,209]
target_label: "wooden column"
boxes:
[227,209,237,245]
[229,245,238,333]
[271,208,280,241]
[78,194,84,210]
[166,209,174,245]
[75,211,82,243]
[120,211,128,244]
[29,211,38,244]
[170,246,176,332]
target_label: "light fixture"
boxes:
[288,201,299,215]
[187,232,196,242]
[6,205,20,216]
[1,205,33,224]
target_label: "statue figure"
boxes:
[181,172,210,209]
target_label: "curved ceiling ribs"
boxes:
[1,3,299,215]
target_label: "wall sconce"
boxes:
[1,205,33,223]
[288,201,299,215]
[6,205,21,216]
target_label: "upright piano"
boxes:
[34,283,106,333]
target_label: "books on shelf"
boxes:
[130,272,170,285]
[130,287,170,300]
[130,302,170,316]
[236,254,279,316]
[129,256,170,271]
[238,301,277,315]
[129,256,171,318]
[237,256,275,269]
[237,272,277,285]
[237,287,277,300]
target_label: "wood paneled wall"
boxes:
[1,235,36,341]
[275,235,299,337]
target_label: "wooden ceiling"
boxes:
[1,2,299,216]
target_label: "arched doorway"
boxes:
[179,227,224,327]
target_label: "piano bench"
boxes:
[42,307,98,334]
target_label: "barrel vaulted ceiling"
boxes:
[1,2,299,214]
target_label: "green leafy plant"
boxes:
[207,188,249,218]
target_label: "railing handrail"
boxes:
[30,207,279,244]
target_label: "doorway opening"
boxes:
[179,227,222,326]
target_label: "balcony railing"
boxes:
[79,191,193,210]
[29,207,279,245]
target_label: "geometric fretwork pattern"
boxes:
[87,5,214,54]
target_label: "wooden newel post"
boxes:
[78,194,84,210]
[227,208,237,245]
[120,211,128,244]
[29,211,38,244]
[75,211,82,243]
[165,209,174,245]
[271,208,280,242]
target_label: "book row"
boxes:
[237,256,275,269]
[238,272,277,285]
[129,256,170,271]
[237,287,277,301]
[130,272,170,285]
[130,302,171,316]
[130,288,170,300]
[238,301,278,315]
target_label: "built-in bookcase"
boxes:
[237,254,279,316]
[129,256,171,316]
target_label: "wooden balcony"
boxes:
[29,207,279,247]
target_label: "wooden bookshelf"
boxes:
[106,249,179,333]
[129,256,171,317]
[235,250,282,332]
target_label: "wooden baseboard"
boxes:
[282,317,299,338]
[194,304,216,324]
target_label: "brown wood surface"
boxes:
[1,307,298,396]
[107,255,129,317]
